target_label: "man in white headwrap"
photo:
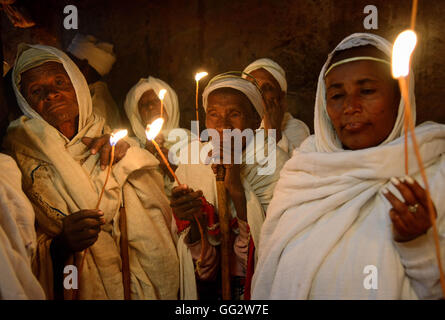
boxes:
[4,43,179,300]
[67,33,121,129]
[170,73,288,299]
[0,153,46,299]
[243,58,309,157]
[252,33,445,299]
[124,76,188,198]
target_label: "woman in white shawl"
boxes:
[124,76,186,198]
[243,58,310,157]
[4,44,179,300]
[171,73,289,299]
[252,33,445,299]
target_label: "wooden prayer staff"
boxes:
[159,89,167,119]
[195,72,208,140]
[145,118,206,272]
[75,129,128,300]
[119,200,131,300]
[215,165,231,300]
[392,28,445,295]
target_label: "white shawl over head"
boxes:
[252,33,445,300]
[5,45,179,300]
[314,33,416,153]
[124,76,180,143]
[203,76,265,118]
[12,43,93,135]
[243,58,287,93]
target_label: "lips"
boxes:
[46,103,67,113]
[342,121,368,132]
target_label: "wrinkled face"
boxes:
[248,68,282,100]
[138,89,167,126]
[206,88,260,133]
[20,61,79,130]
[325,60,400,150]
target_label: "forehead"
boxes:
[249,68,279,86]
[20,61,68,84]
[139,89,158,102]
[325,60,391,87]
[207,89,250,111]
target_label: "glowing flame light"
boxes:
[158,89,167,100]
[195,72,208,82]
[110,129,128,146]
[145,118,165,141]
[392,30,417,78]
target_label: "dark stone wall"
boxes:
[3,0,445,133]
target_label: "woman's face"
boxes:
[138,89,168,126]
[20,61,79,138]
[325,60,400,150]
[248,68,282,101]
[206,88,260,133]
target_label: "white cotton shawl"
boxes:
[243,58,287,93]
[12,44,92,135]
[203,77,265,118]
[5,45,179,300]
[175,136,289,299]
[314,33,416,153]
[0,154,46,300]
[252,33,445,300]
[124,76,180,144]
[67,34,116,76]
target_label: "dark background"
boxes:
[3,0,445,133]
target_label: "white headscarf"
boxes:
[243,58,287,93]
[67,34,116,76]
[202,76,265,117]
[12,43,93,134]
[314,33,416,153]
[124,76,180,144]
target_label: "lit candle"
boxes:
[145,118,181,185]
[145,118,206,272]
[158,89,167,119]
[95,129,128,209]
[392,28,445,295]
[194,72,208,140]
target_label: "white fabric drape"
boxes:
[0,154,46,300]
[252,33,444,300]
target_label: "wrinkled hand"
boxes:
[170,184,204,221]
[262,90,286,141]
[383,176,437,242]
[82,134,130,170]
[58,209,105,252]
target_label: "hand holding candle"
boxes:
[146,118,206,273]
[392,27,445,295]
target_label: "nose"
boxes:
[43,87,61,101]
[214,114,233,132]
[343,94,362,115]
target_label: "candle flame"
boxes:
[195,72,208,82]
[109,129,128,146]
[392,30,417,78]
[145,117,165,140]
[158,89,167,100]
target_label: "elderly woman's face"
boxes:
[138,89,167,126]
[206,89,260,134]
[20,61,79,132]
[325,60,399,150]
[248,68,282,100]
